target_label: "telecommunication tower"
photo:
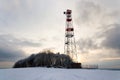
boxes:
[64,9,77,62]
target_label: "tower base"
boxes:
[68,62,82,69]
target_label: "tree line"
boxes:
[13,51,73,68]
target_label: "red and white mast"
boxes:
[64,9,77,61]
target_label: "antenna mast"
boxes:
[64,9,77,62]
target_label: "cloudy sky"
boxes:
[0,0,120,69]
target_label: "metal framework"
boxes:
[64,9,77,61]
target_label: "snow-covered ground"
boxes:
[0,67,120,80]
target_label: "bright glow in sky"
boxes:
[0,0,120,68]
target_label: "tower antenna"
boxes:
[64,9,77,62]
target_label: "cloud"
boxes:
[0,34,41,47]
[0,0,64,42]
[0,0,52,32]
[0,34,42,62]
[76,38,98,53]
[75,1,119,32]
[0,46,25,62]
[100,57,120,61]
[75,1,120,67]
[99,58,120,69]
[75,1,120,50]
[101,24,120,50]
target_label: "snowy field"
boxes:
[0,67,120,80]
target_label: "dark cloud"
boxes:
[0,46,25,62]
[77,38,98,53]
[77,39,97,49]
[101,24,120,50]
[0,34,41,47]
[0,34,41,62]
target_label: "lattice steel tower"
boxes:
[64,9,77,61]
